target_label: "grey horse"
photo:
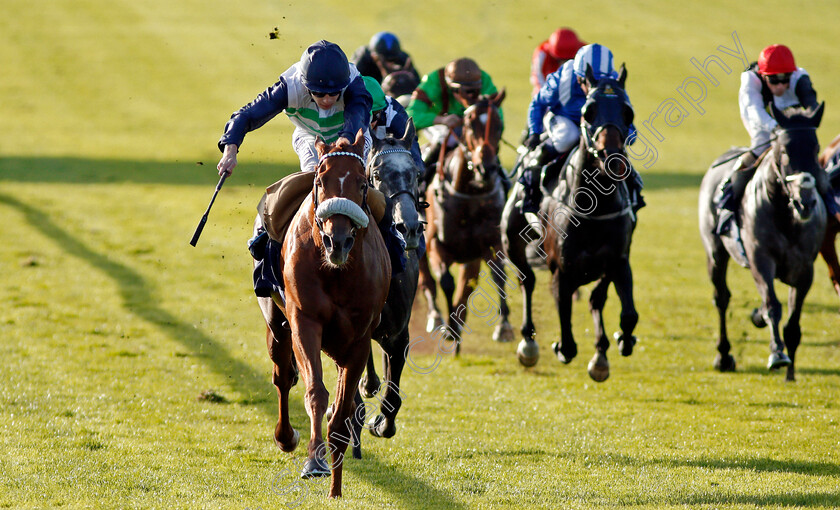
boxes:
[698,103,827,382]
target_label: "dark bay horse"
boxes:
[418,91,514,354]
[357,121,423,438]
[818,132,840,305]
[698,104,826,382]
[256,131,390,498]
[501,66,638,381]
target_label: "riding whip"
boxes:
[189,172,229,247]
[711,137,776,168]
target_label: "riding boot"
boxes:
[518,142,559,213]
[627,167,646,212]
[496,160,511,196]
[715,151,758,235]
[541,150,569,188]
[377,198,407,275]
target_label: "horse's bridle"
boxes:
[769,127,818,202]
[366,147,430,210]
[462,101,501,178]
[313,150,369,231]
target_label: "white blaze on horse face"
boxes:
[337,169,351,194]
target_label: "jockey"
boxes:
[217,40,372,176]
[520,43,644,213]
[531,27,586,96]
[351,32,421,85]
[363,76,424,169]
[716,43,836,235]
[407,57,507,191]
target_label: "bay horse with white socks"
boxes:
[256,131,390,498]
[699,103,826,381]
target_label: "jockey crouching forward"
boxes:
[215,40,405,295]
[407,57,510,195]
[716,43,839,237]
[520,43,645,214]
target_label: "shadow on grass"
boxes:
[0,156,296,186]
[0,192,282,420]
[641,171,703,191]
[348,451,467,510]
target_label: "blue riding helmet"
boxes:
[573,43,615,80]
[300,40,351,94]
[369,32,401,61]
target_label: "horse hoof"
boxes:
[614,332,636,357]
[552,341,576,364]
[274,428,299,453]
[493,322,514,343]
[587,353,609,382]
[368,414,396,438]
[517,338,539,367]
[300,457,331,478]
[713,353,736,372]
[767,351,791,370]
[426,314,443,333]
[751,308,767,328]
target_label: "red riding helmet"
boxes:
[547,28,586,60]
[757,44,796,75]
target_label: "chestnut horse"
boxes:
[818,132,840,305]
[256,131,390,498]
[418,91,514,354]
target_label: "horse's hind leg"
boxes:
[783,269,814,382]
[418,251,444,332]
[587,277,611,382]
[819,225,840,307]
[358,350,380,399]
[488,248,515,343]
[707,246,736,372]
[258,297,300,453]
[449,260,481,354]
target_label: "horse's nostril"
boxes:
[343,238,355,251]
[396,223,408,236]
[322,234,333,250]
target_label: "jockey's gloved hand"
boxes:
[524,133,541,151]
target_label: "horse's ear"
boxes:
[401,118,416,146]
[810,101,825,127]
[353,129,366,153]
[617,63,627,88]
[315,137,328,157]
[492,88,506,106]
[585,64,597,88]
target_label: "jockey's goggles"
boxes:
[766,73,792,85]
[450,84,480,98]
[310,90,341,98]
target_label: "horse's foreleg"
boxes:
[751,258,790,370]
[418,251,443,332]
[326,340,370,498]
[550,270,577,364]
[611,259,639,357]
[359,350,380,399]
[288,310,330,479]
[260,297,299,453]
[819,228,840,305]
[370,328,408,438]
[708,246,735,372]
[783,268,813,382]
[488,248,514,343]
[501,195,540,366]
[448,260,480,353]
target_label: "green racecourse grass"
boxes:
[2,1,840,508]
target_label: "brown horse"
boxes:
[418,91,514,354]
[818,132,840,304]
[256,131,390,498]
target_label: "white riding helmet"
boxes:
[573,44,615,80]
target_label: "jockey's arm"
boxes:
[338,75,373,142]
[738,71,777,150]
[794,72,818,110]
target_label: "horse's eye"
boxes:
[373,171,380,181]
